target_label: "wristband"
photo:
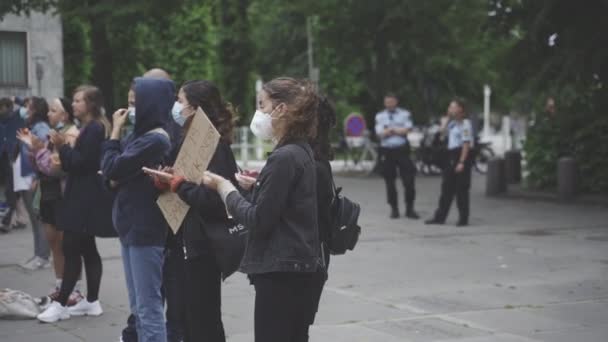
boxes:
[170,176,186,193]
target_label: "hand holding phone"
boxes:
[142,167,173,182]
[235,172,257,191]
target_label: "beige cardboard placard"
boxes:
[157,108,220,233]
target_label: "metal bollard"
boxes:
[504,150,522,184]
[486,157,507,196]
[557,157,577,200]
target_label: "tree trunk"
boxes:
[88,16,114,113]
[217,0,251,116]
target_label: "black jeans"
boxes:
[433,148,472,223]
[183,254,225,342]
[57,231,102,305]
[380,146,417,211]
[252,272,321,342]
[165,247,186,342]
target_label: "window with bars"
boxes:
[0,31,28,87]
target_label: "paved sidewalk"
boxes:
[1,174,607,341]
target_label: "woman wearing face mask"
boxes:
[202,77,321,342]
[37,85,115,323]
[425,98,473,227]
[17,97,82,301]
[101,77,174,342]
[13,97,51,270]
[149,80,238,342]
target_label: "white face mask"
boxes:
[250,109,274,140]
[127,107,136,125]
[19,107,28,120]
[172,102,186,126]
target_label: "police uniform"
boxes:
[429,118,473,225]
[375,108,418,218]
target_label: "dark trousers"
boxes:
[433,148,472,223]
[380,146,416,211]
[182,255,225,342]
[252,272,321,342]
[164,247,186,342]
[1,152,17,226]
[57,231,102,305]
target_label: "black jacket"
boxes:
[57,121,116,237]
[226,140,321,274]
[176,141,239,259]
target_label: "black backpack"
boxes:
[327,180,361,255]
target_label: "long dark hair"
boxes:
[311,95,336,161]
[28,97,49,127]
[182,80,237,144]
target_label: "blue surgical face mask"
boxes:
[19,107,28,120]
[127,107,136,125]
[55,122,65,130]
[171,102,186,126]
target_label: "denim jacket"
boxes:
[226,140,321,275]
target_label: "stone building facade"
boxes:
[0,11,64,100]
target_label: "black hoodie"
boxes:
[101,77,174,246]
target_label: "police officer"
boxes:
[425,98,473,227]
[375,93,419,219]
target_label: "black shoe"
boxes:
[406,210,420,219]
[390,208,400,219]
[456,220,468,227]
[424,218,444,225]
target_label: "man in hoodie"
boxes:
[101,77,173,342]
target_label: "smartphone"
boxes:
[142,167,172,180]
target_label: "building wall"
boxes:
[0,11,64,100]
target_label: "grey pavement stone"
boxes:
[1,175,607,341]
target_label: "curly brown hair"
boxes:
[263,77,318,145]
[182,80,237,144]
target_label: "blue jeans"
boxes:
[121,243,166,342]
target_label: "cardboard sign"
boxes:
[157,108,220,233]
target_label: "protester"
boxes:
[374,93,419,219]
[101,77,174,342]
[152,80,238,342]
[425,98,473,227]
[37,85,115,323]
[119,70,183,342]
[202,77,322,342]
[0,97,25,233]
[17,97,82,302]
[13,97,51,270]
[306,95,338,340]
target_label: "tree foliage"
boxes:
[1,0,606,191]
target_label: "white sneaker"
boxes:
[20,256,50,270]
[37,301,70,323]
[19,256,36,268]
[68,299,103,316]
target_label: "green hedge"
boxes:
[524,113,608,194]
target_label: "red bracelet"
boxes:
[153,177,170,192]
[170,176,186,193]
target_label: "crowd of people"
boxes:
[0,69,339,342]
[0,64,475,341]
